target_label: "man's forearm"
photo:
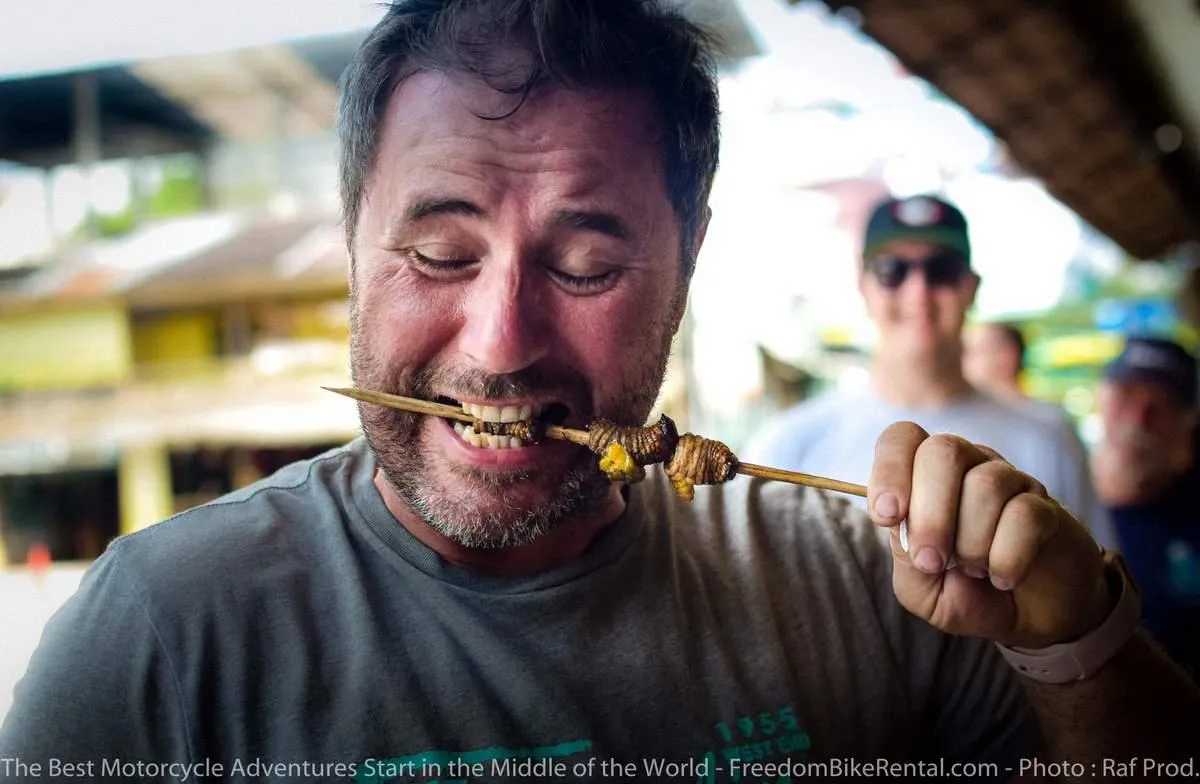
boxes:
[1020,631,1200,761]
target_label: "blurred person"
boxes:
[1,2,1196,778]
[962,320,1028,400]
[745,194,1116,550]
[963,321,1072,425]
[1091,336,1200,674]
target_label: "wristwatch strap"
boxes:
[995,550,1141,684]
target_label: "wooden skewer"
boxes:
[735,463,866,497]
[322,386,591,445]
[322,386,867,497]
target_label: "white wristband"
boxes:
[995,551,1141,684]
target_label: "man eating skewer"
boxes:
[2,0,1196,780]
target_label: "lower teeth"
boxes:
[453,422,525,449]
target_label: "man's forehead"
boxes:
[363,70,673,245]
[383,70,660,150]
[1106,376,1181,402]
[870,239,948,260]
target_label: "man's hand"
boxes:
[867,421,1111,649]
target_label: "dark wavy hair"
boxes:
[336,0,722,269]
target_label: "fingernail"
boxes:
[875,492,899,519]
[914,547,944,574]
[963,566,987,579]
[991,575,1013,591]
[899,520,909,552]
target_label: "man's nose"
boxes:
[897,266,933,299]
[458,259,549,374]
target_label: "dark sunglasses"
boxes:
[867,251,970,290]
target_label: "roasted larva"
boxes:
[586,414,678,465]
[472,410,735,499]
[662,433,738,501]
[471,418,545,443]
[582,414,737,500]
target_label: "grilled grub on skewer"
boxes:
[663,433,738,501]
[594,426,737,499]
[480,407,738,501]
[471,418,546,443]
[586,415,678,465]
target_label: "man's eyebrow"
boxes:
[551,209,631,242]
[402,198,486,223]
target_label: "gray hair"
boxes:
[336,0,722,268]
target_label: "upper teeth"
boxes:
[461,403,538,423]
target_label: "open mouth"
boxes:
[436,397,569,450]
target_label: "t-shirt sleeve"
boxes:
[0,541,193,781]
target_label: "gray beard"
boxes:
[380,457,607,550]
[352,354,641,552]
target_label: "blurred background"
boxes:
[2,0,1200,720]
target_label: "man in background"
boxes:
[963,320,1075,426]
[745,193,1116,550]
[1091,336,1200,674]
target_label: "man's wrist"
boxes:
[1058,555,1121,645]
[995,551,1141,684]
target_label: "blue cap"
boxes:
[863,194,971,263]
[1104,337,1197,404]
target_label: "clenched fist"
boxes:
[867,421,1111,649]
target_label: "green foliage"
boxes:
[95,210,137,237]
[145,156,204,218]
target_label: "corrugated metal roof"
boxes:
[0,362,359,475]
[0,211,346,311]
[125,214,346,307]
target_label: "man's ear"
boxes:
[344,220,356,277]
[691,206,711,268]
[964,270,981,306]
[670,207,711,332]
[683,206,711,287]
[1182,406,1200,433]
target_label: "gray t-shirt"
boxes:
[743,384,1117,551]
[1,438,1038,782]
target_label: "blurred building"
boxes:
[0,34,429,563]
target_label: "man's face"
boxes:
[859,240,978,359]
[962,325,1018,390]
[348,71,694,549]
[1097,377,1194,466]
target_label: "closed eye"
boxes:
[548,267,620,294]
[404,248,476,277]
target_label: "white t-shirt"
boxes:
[742,382,1117,550]
[1008,395,1078,429]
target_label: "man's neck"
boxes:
[871,349,973,407]
[374,472,627,577]
[986,381,1026,404]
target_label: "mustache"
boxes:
[404,365,592,411]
